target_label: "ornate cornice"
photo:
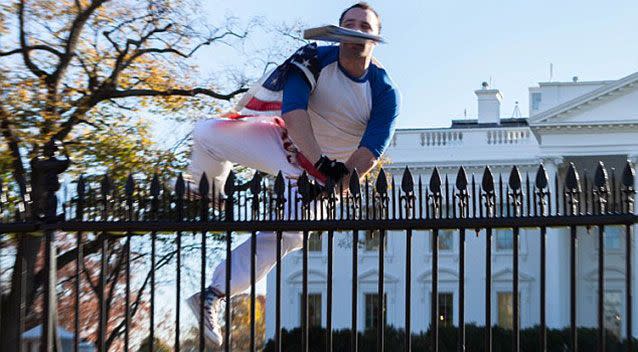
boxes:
[531,122,638,131]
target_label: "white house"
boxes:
[265,72,638,340]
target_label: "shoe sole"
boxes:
[186,294,223,347]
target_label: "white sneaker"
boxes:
[187,288,225,347]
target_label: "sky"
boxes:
[193,0,638,129]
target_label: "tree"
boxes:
[137,335,172,352]
[180,294,266,352]
[0,1,251,351]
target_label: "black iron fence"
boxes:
[0,158,636,352]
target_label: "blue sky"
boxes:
[195,0,638,128]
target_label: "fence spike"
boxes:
[622,161,635,214]
[418,175,424,218]
[401,166,414,194]
[455,166,468,191]
[75,176,86,220]
[594,161,608,190]
[326,176,335,195]
[349,169,361,197]
[101,173,112,197]
[298,171,311,204]
[525,173,531,216]
[623,161,635,189]
[535,164,549,190]
[250,171,262,195]
[471,174,477,218]
[565,163,581,192]
[509,166,522,191]
[445,174,451,218]
[429,167,442,193]
[275,171,286,198]
[583,171,590,214]
[174,173,184,198]
[150,174,160,198]
[376,168,388,195]
[125,174,135,198]
[481,166,494,193]
[199,172,210,198]
[77,176,86,199]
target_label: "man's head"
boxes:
[338,2,381,60]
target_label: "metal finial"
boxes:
[481,166,494,193]
[124,174,135,199]
[622,161,635,189]
[565,163,581,192]
[594,161,608,190]
[535,164,548,189]
[150,174,160,197]
[455,166,468,191]
[508,166,522,191]
[429,167,442,194]
[375,168,388,195]
[401,167,414,194]
[198,172,210,197]
[274,171,286,198]
[349,169,361,197]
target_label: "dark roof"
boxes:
[449,117,529,129]
[396,118,530,132]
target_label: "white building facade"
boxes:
[265,72,638,340]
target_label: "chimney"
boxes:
[475,82,503,124]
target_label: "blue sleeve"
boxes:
[359,82,401,158]
[281,68,311,114]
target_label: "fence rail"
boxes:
[0,159,636,352]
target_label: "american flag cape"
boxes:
[223,43,328,184]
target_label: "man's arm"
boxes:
[345,146,377,178]
[281,109,323,165]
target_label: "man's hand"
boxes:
[314,155,349,183]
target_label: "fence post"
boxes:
[32,142,69,352]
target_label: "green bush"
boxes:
[137,335,172,352]
[264,325,637,352]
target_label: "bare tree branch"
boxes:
[0,45,64,58]
[18,0,49,78]
[105,247,177,348]
[30,238,102,293]
[49,0,111,88]
[108,87,248,101]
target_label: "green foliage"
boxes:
[264,325,634,352]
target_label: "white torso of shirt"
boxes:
[307,62,372,162]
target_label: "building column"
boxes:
[542,157,570,329]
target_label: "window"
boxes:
[437,292,454,327]
[300,293,322,327]
[604,226,622,251]
[365,293,387,330]
[430,230,453,252]
[495,229,514,251]
[531,93,542,111]
[365,230,387,251]
[308,231,322,252]
[497,292,520,329]
[605,291,622,338]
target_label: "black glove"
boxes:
[314,155,349,183]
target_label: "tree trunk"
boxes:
[1,171,48,352]
[1,236,43,352]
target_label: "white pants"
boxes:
[188,118,307,297]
